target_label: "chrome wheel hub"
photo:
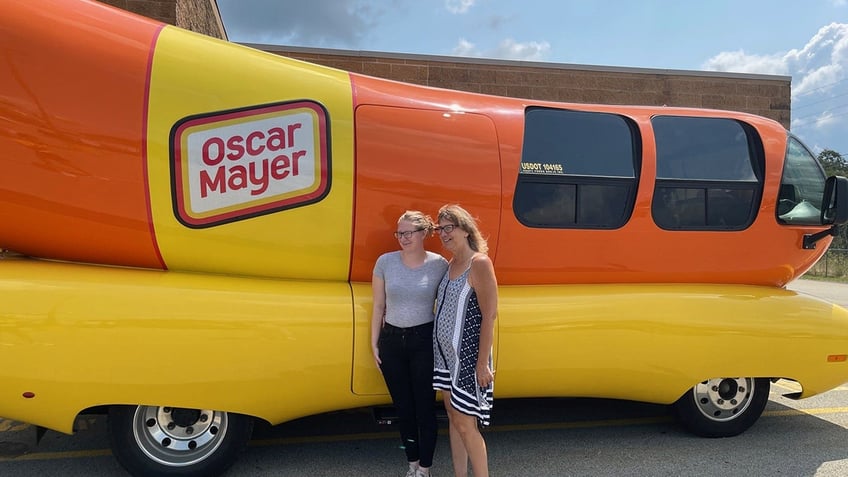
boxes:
[691,377,756,422]
[132,406,228,467]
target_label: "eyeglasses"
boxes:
[394,228,425,239]
[434,224,457,234]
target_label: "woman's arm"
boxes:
[371,274,387,366]
[469,254,498,387]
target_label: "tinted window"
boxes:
[776,136,826,225]
[653,187,756,228]
[521,108,635,177]
[654,116,760,181]
[651,116,763,231]
[514,108,640,229]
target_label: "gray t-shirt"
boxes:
[373,251,449,328]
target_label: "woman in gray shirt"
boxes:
[372,210,448,477]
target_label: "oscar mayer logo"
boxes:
[171,101,330,228]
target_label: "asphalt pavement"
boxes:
[787,277,848,306]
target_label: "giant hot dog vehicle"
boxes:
[2,1,848,476]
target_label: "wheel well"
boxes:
[78,404,269,426]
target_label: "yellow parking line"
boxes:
[0,449,112,462]
[772,380,802,392]
[772,379,848,393]
[3,406,848,463]
[764,407,848,417]
[0,420,30,432]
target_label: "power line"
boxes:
[794,101,848,122]
[794,90,848,110]
[791,79,848,124]
[794,77,848,98]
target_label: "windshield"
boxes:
[777,135,826,225]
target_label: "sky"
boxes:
[217,0,848,158]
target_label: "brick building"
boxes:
[99,0,791,128]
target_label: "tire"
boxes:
[673,377,769,438]
[108,405,254,477]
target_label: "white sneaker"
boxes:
[415,469,431,477]
[405,467,418,477]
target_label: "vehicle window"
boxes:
[776,136,826,225]
[651,116,763,230]
[514,107,640,229]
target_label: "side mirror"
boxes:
[803,176,848,249]
[821,175,848,225]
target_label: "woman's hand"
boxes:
[373,345,382,366]
[476,362,494,387]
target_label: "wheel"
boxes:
[673,377,769,437]
[108,405,254,477]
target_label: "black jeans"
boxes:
[378,322,437,467]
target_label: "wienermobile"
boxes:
[3,1,848,476]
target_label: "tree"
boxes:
[818,149,848,177]
[817,149,848,253]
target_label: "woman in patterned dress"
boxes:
[433,204,498,477]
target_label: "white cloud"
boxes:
[445,0,475,14]
[788,23,848,97]
[218,0,382,47]
[792,24,848,152]
[815,111,840,129]
[794,110,841,132]
[452,38,478,56]
[793,64,843,97]
[493,38,551,61]
[452,38,550,61]
[704,23,848,153]
[702,24,848,94]
[701,50,788,75]
[790,117,808,130]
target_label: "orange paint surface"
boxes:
[0,0,163,269]
[349,74,827,286]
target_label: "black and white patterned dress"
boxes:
[433,264,494,426]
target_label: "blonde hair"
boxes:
[437,204,488,254]
[398,210,436,233]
